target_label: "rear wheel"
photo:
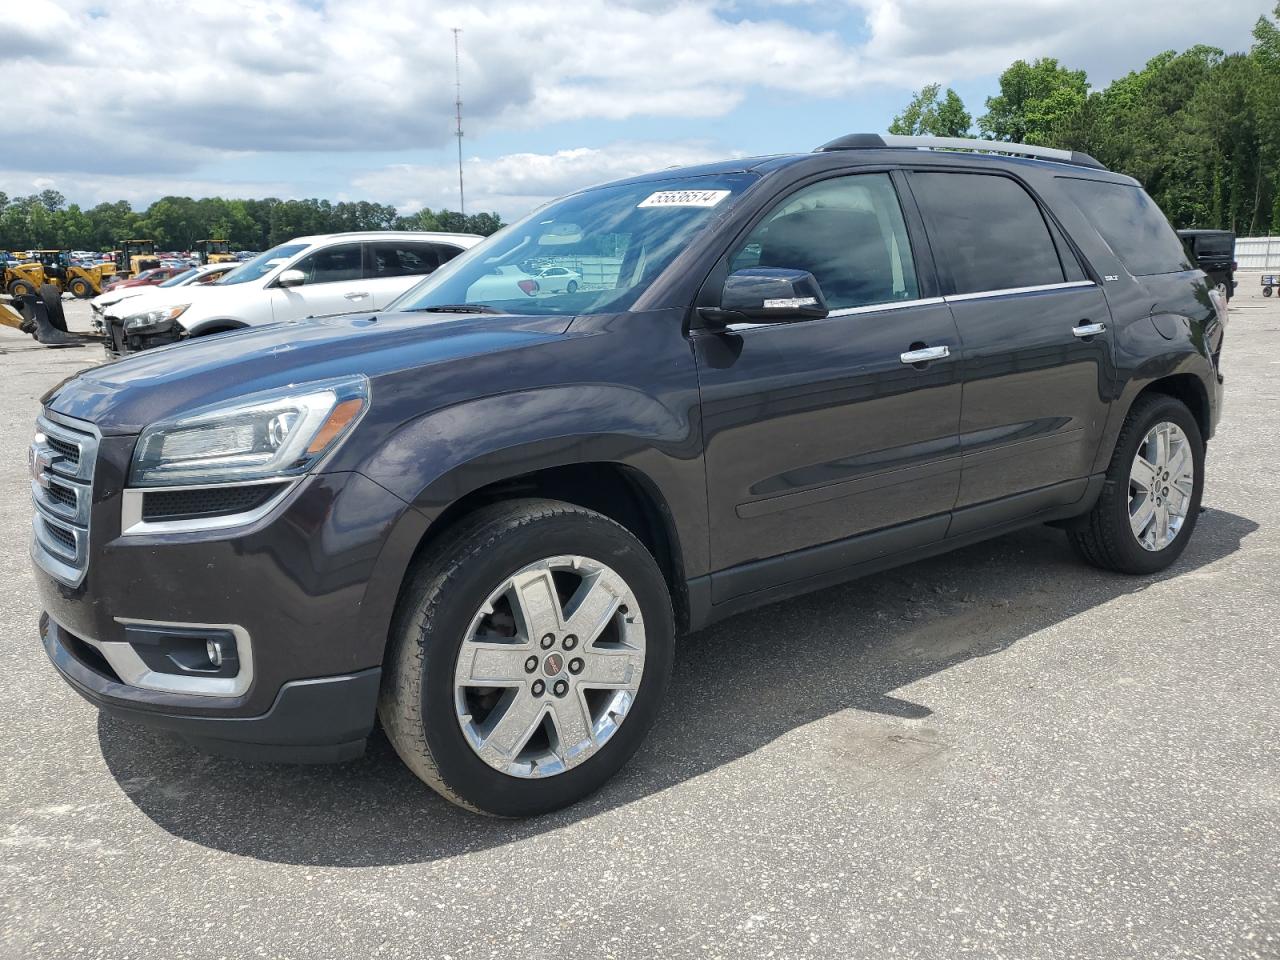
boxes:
[7,279,35,299]
[1265,286,1273,297]
[69,278,92,298]
[379,498,674,816]
[566,280,579,293]
[1069,394,1203,574]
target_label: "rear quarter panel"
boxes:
[1038,173,1222,463]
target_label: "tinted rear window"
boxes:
[1061,179,1190,277]
[910,172,1065,294]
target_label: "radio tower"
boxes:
[452,27,465,217]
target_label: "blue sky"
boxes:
[3,0,1267,219]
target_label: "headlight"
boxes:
[130,376,369,486]
[123,303,189,333]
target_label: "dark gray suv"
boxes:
[33,134,1226,816]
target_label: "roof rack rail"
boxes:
[816,133,1106,171]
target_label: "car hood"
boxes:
[44,310,574,435]
[92,289,143,309]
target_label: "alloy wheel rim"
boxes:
[1129,421,1194,551]
[453,555,646,779]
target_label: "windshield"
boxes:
[214,242,308,285]
[389,173,757,315]
[159,268,198,287]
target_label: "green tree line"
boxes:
[891,5,1280,233]
[0,192,504,253]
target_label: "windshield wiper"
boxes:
[410,304,505,314]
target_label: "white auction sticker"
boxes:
[637,189,732,209]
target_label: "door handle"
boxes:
[344,291,369,300]
[1072,321,1106,338]
[899,345,950,365]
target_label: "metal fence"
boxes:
[1235,237,1280,270]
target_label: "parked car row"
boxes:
[95,231,482,356]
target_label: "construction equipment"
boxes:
[1,285,102,347]
[115,239,160,277]
[39,249,114,298]
[3,256,46,299]
[195,239,235,264]
[3,250,114,299]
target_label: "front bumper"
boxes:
[32,415,431,759]
[43,614,379,762]
[102,315,182,357]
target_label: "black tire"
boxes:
[1068,393,1204,574]
[69,278,91,298]
[39,284,68,332]
[566,280,578,293]
[379,498,674,816]
[8,279,35,299]
[1265,286,1273,297]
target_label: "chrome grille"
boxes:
[31,413,98,586]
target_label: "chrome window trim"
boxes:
[120,477,300,536]
[103,618,254,698]
[726,296,946,331]
[828,297,947,317]
[943,280,1096,303]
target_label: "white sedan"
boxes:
[465,265,582,301]
[90,262,240,324]
[534,266,581,293]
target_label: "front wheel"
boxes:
[566,280,579,293]
[69,278,92,298]
[1069,394,1204,574]
[1265,286,1274,297]
[379,499,674,816]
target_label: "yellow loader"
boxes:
[115,239,160,277]
[4,251,113,299]
[196,239,235,264]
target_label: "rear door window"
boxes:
[1060,179,1190,277]
[910,172,1066,295]
[367,242,463,278]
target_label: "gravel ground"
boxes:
[1,285,1276,959]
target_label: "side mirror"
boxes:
[276,269,305,288]
[699,268,829,327]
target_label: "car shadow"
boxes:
[98,508,1258,866]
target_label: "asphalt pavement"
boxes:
[1,286,1276,959]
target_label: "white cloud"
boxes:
[1,0,1265,205]
[2,0,865,178]
[849,0,1260,87]
[353,141,741,218]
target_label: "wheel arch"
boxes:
[187,318,249,336]
[401,460,691,634]
[1092,352,1217,477]
[1136,373,1210,442]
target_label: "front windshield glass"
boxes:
[214,242,308,285]
[159,268,197,287]
[389,173,757,315]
